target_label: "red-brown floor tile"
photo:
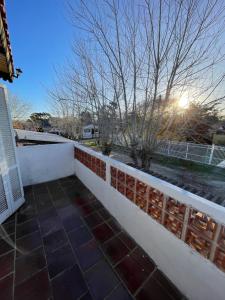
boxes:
[85,260,119,299]
[16,230,42,257]
[118,232,136,250]
[52,265,87,300]
[0,273,13,300]
[79,203,94,216]
[92,223,114,243]
[84,212,104,228]
[131,247,155,274]
[57,204,79,219]
[92,200,104,211]
[116,255,149,294]
[106,283,133,300]
[73,196,93,207]
[107,219,122,234]
[43,229,68,254]
[16,219,39,239]
[0,235,15,256]
[136,276,174,300]
[68,226,93,249]
[80,292,93,300]
[46,244,76,278]
[15,247,46,286]
[14,268,51,300]
[62,213,83,232]
[39,214,63,237]
[17,205,36,224]
[75,239,103,271]
[152,270,183,300]
[2,221,15,235]
[98,208,111,220]
[103,236,129,265]
[0,251,14,280]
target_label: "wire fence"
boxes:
[156,140,225,167]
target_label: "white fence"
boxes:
[157,140,225,167]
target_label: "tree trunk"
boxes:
[140,148,152,170]
[130,146,139,167]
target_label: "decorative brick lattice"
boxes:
[117,181,125,195]
[74,147,106,180]
[75,149,225,274]
[214,247,225,272]
[111,167,135,202]
[126,174,135,189]
[188,209,217,241]
[147,188,163,223]
[110,166,117,178]
[117,170,125,183]
[186,229,212,258]
[110,167,117,188]
[135,180,147,211]
[126,188,134,202]
[218,225,225,250]
[148,188,164,208]
[185,210,217,258]
[136,180,147,196]
[164,214,183,238]
[162,198,186,238]
[147,203,162,223]
[136,194,147,211]
[111,177,117,189]
[165,198,186,221]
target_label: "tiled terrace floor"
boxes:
[0,176,185,300]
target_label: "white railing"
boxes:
[157,140,225,167]
[74,142,225,300]
[15,141,225,300]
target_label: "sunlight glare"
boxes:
[178,96,189,109]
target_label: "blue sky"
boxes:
[5,0,74,113]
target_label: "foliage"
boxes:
[50,0,225,168]
[29,112,51,129]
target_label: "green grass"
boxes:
[152,153,225,179]
[82,139,101,151]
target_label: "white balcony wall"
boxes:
[74,143,225,300]
[16,140,225,299]
[17,143,74,186]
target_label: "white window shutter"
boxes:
[0,85,24,223]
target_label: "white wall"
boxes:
[17,143,74,186]
[74,143,225,300]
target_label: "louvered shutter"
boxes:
[0,85,24,223]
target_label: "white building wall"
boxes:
[17,143,74,186]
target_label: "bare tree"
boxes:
[8,93,31,121]
[51,0,225,167]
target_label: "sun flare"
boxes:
[178,96,189,109]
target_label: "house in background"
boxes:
[82,124,99,139]
[213,124,225,146]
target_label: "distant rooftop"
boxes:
[15,129,74,144]
[0,0,14,82]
